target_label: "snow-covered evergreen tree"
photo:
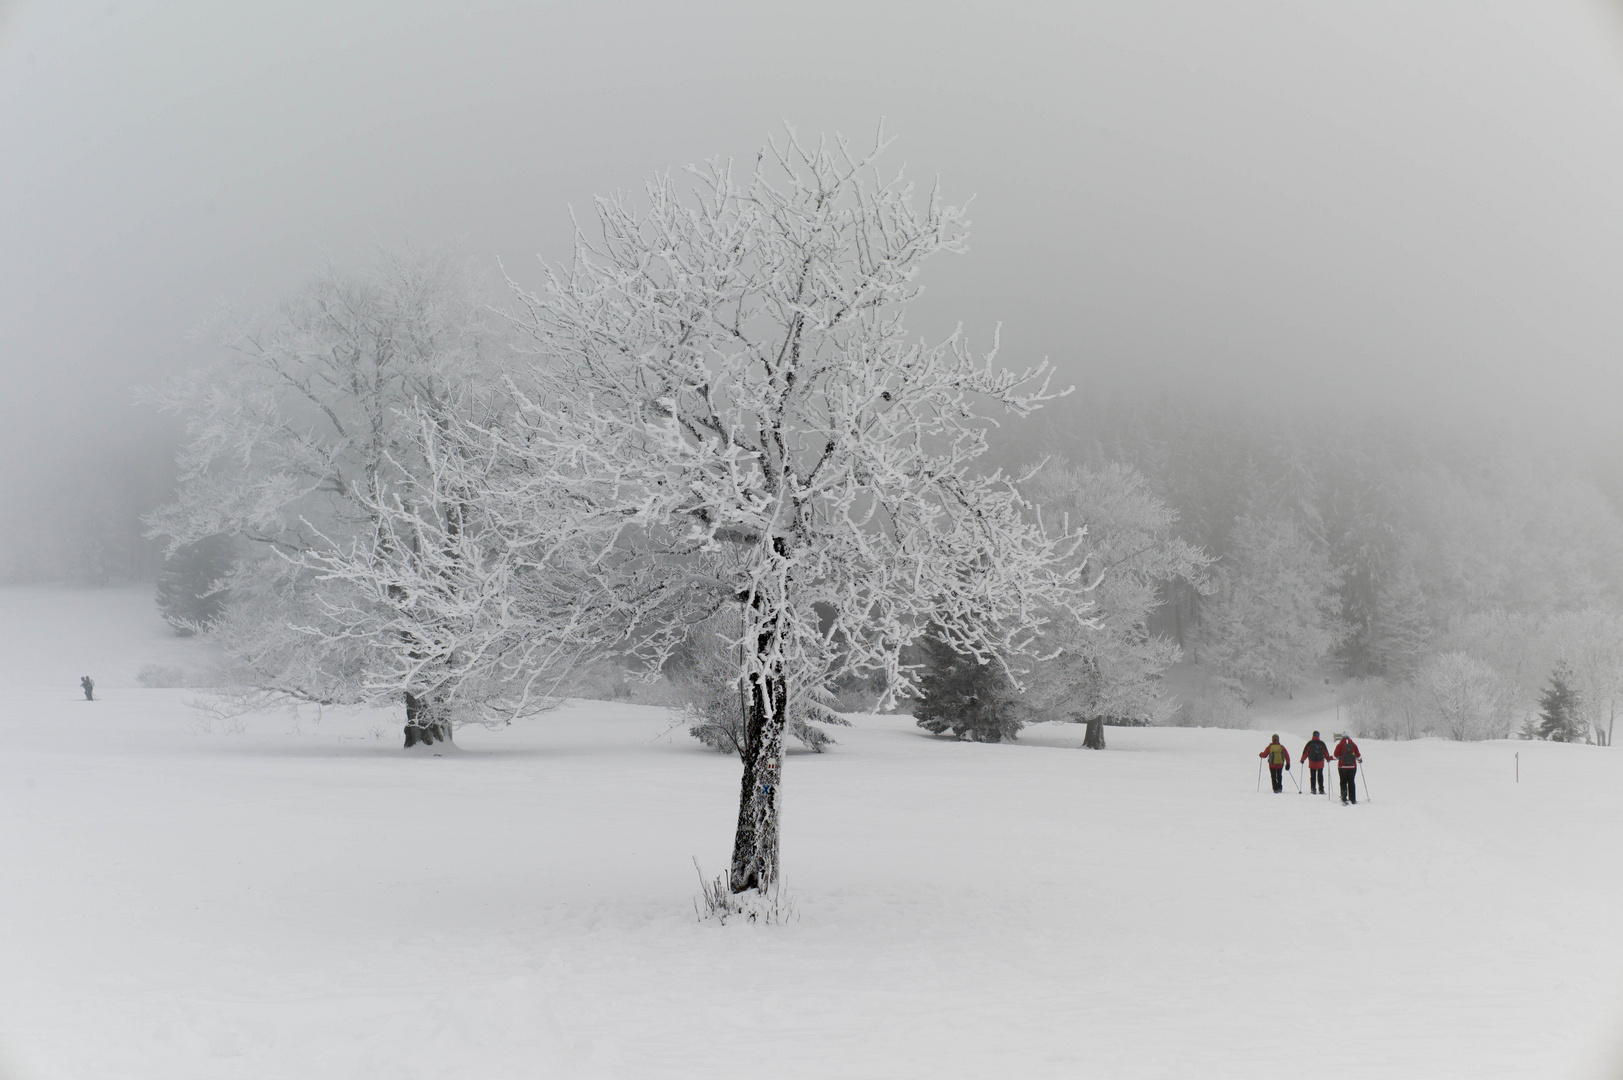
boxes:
[912,626,1023,743]
[1536,662,1582,742]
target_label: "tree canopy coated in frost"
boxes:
[143,249,515,742]
[324,127,1091,892]
[1018,460,1211,735]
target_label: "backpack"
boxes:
[1270,744,1286,765]
[1337,741,1358,766]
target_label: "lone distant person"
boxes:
[1333,732,1362,805]
[1258,734,1291,793]
[80,675,95,701]
[1300,730,1331,794]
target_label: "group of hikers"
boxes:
[1259,731,1363,804]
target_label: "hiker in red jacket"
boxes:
[1333,733,1362,804]
[1300,730,1330,794]
[1259,734,1291,793]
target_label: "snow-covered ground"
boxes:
[2,585,1621,1079]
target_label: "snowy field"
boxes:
[2,586,1621,1080]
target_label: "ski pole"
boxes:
[1256,759,1263,792]
[1288,763,1301,793]
[1359,763,1371,802]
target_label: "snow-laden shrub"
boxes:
[675,614,846,755]
[1338,676,1425,740]
[1170,679,1252,729]
[687,701,841,755]
[136,663,195,688]
[563,660,647,703]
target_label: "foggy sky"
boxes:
[5,0,1623,505]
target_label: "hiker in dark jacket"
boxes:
[1259,734,1292,793]
[1333,734,1362,804]
[1300,730,1330,794]
[80,675,95,701]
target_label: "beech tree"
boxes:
[328,129,1089,895]
[1018,460,1210,748]
[143,248,507,745]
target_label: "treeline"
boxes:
[139,260,1623,751]
[995,394,1623,743]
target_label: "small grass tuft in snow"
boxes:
[188,710,248,735]
[692,858,797,925]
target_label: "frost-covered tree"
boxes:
[344,129,1088,894]
[1198,513,1345,695]
[1018,460,1210,747]
[143,248,507,746]
[516,129,1087,893]
[1416,651,1513,741]
[1433,608,1551,732]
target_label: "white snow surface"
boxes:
[2,585,1621,1079]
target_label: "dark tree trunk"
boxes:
[1083,716,1107,750]
[403,690,454,749]
[729,661,787,894]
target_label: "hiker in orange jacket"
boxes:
[1300,730,1331,794]
[1259,734,1292,793]
[1333,733,1363,804]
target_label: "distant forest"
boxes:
[0,421,177,587]
[1000,392,1623,742]
[9,370,1621,747]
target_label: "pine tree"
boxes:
[1536,664,1582,742]
[913,628,1023,743]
